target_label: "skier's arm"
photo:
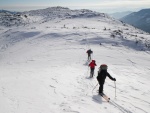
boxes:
[107,72,116,81]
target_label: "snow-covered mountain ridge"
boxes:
[120,8,150,33]
[24,6,105,18]
[1,7,150,51]
[0,7,150,113]
[0,6,113,27]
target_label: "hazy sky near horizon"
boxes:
[0,0,150,13]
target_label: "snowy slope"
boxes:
[0,7,150,113]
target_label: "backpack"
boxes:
[97,64,108,81]
[90,50,93,54]
[98,64,107,72]
[87,49,93,54]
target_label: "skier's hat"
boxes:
[100,64,107,70]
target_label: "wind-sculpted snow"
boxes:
[0,30,41,51]
[0,7,150,113]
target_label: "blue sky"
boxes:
[0,0,150,13]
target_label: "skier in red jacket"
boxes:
[89,60,97,78]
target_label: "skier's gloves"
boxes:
[113,78,116,81]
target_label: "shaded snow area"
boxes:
[0,7,150,113]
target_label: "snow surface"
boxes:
[0,7,150,113]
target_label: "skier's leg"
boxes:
[90,68,92,78]
[91,71,93,77]
[93,68,95,77]
[88,54,90,61]
[91,68,94,77]
[99,82,104,94]
[99,85,103,94]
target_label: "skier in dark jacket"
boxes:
[86,49,93,61]
[89,60,97,78]
[97,64,116,94]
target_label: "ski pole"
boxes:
[92,83,98,93]
[87,66,89,76]
[114,81,116,98]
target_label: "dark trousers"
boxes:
[99,81,104,93]
[90,68,94,78]
[88,54,91,60]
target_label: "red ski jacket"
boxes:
[89,60,97,68]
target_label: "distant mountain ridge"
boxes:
[0,10,17,14]
[120,9,150,33]
[110,11,133,19]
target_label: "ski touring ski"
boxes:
[100,93,110,102]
